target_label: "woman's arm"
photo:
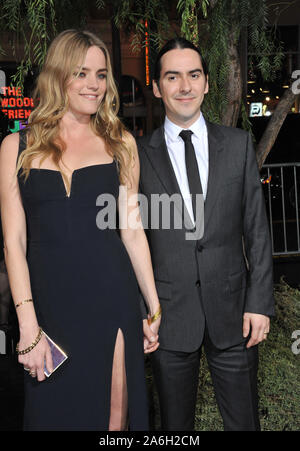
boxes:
[118,132,161,352]
[0,133,52,380]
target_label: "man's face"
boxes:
[153,48,208,128]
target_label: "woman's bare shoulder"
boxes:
[122,129,137,147]
[0,132,20,166]
[1,132,20,146]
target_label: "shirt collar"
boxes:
[164,113,206,143]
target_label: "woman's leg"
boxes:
[108,328,129,431]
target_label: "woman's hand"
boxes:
[143,315,161,354]
[18,327,53,381]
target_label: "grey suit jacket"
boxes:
[137,120,275,352]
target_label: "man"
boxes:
[139,38,275,431]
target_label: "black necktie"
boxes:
[179,130,203,222]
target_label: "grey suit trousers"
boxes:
[151,328,260,431]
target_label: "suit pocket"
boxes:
[229,271,247,293]
[155,280,172,301]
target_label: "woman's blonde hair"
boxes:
[17,29,134,189]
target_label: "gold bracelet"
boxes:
[16,327,43,355]
[15,298,33,309]
[148,305,162,325]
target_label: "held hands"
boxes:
[243,312,270,348]
[143,313,161,354]
[143,311,269,352]
[18,326,53,381]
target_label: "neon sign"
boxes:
[0,68,34,132]
[1,86,34,121]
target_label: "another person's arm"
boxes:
[118,132,161,353]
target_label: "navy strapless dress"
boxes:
[17,131,148,431]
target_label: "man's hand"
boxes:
[143,316,160,354]
[243,312,270,348]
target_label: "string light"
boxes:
[145,20,150,86]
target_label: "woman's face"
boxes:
[66,45,107,119]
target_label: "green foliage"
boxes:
[177,0,198,44]
[0,0,57,87]
[177,0,210,44]
[257,278,300,431]
[200,0,284,124]
[200,0,231,124]
[1,0,22,31]
[247,0,284,83]
[53,0,88,31]
[240,100,255,140]
[146,278,300,431]
[114,0,172,54]
[114,0,284,126]
[0,0,90,87]
[0,0,286,128]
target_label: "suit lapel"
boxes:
[144,121,225,233]
[203,121,225,232]
[145,126,194,229]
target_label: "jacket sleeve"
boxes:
[242,132,275,317]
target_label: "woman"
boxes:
[0,30,161,431]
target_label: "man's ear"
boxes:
[204,75,209,95]
[152,79,162,98]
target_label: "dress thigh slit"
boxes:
[108,328,129,430]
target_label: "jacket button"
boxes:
[197,243,204,252]
[195,280,201,287]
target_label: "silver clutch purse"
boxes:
[43,332,68,377]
